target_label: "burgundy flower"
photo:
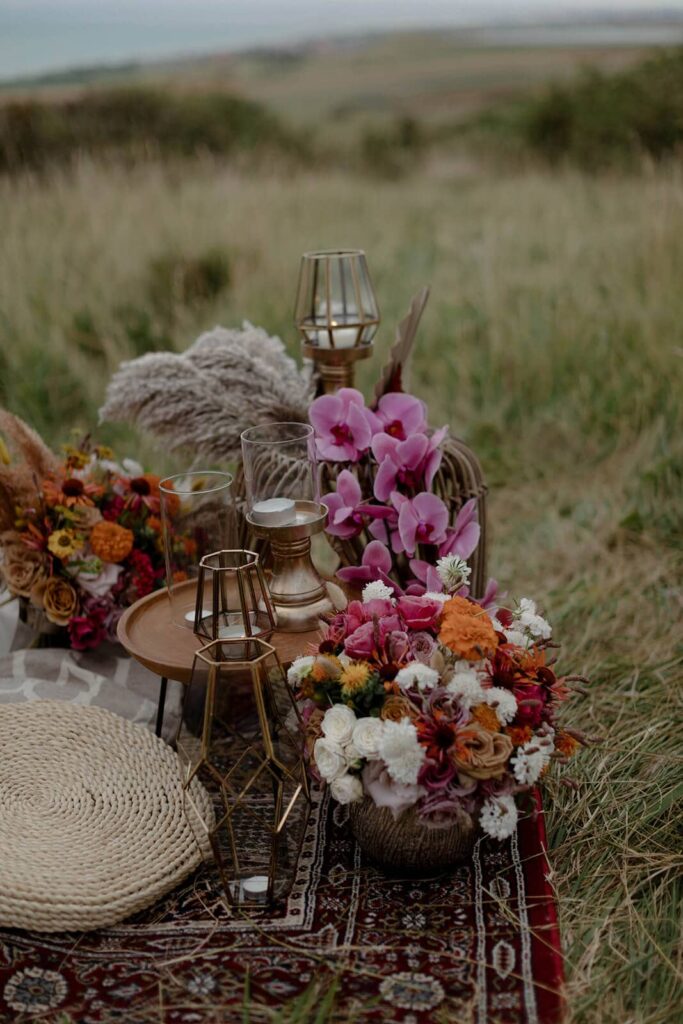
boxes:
[102,494,126,522]
[68,610,108,651]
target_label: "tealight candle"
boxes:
[250,497,296,527]
[242,875,269,901]
[185,608,210,624]
[217,612,262,640]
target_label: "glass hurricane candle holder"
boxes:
[160,471,234,629]
[193,549,276,647]
[294,249,380,393]
[177,637,310,908]
[240,423,337,631]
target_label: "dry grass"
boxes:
[0,159,681,1022]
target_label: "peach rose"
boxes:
[1,544,48,598]
[453,723,513,780]
[31,576,79,626]
[380,694,419,724]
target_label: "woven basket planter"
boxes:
[349,797,476,874]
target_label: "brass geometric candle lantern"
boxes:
[193,549,277,644]
[177,637,310,908]
[294,249,380,393]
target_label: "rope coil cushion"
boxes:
[0,701,213,933]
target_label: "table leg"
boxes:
[155,676,168,738]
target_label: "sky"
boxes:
[1,1,682,81]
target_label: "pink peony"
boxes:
[397,594,444,632]
[310,388,376,463]
[373,392,428,441]
[362,760,425,819]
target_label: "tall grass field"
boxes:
[0,38,682,1023]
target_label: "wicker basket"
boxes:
[349,797,476,874]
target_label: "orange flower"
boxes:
[147,515,162,533]
[173,570,188,584]
[43,474,101,508]
[555,731,581,758]
[505,725,533,747]
[90,520,134,563]
[452,723,512,780]
[470,703,501,733]
[439,596,499,662]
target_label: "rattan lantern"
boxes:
[177,637,310,908]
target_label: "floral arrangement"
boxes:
[0,432,177,650]
[289,561,588,841]
[310,388,480,594]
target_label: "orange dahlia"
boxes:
[90,520,134,563]
[439,596,499,662]
[505,725,533,747]
[470,703,501,733]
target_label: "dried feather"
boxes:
[372,287,430,405]
[100,322,315,462]
[0,411,59,532]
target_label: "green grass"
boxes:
[0,158,681,1021]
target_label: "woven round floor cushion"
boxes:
[0,701,213,933]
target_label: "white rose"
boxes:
[321,704,357,746]
[330,773,364,805]
[352,717,385,759]
[313,738,347,782]
[344,740,362,766]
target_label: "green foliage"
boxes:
[0,86,299,174]
[360,115,424,178]
[522,48,683,169]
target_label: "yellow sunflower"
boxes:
[47,529,83,559]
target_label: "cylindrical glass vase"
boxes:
[160,471,233,629]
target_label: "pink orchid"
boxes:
[373,392,428,441]
[309,388,375,463]
[474,577,502,613]
[392,491,449,556]
[372,427,447,501]
[321,468,393,540]
[408,558,445,595]
[438,498,480,559]
[336,540,401,594]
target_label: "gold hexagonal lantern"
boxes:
[177,637,310,908]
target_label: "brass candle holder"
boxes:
[246,500,335,632]
[294,249,380,394]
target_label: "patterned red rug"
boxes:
[0,788,564,1023]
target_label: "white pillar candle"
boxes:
[251,497,296,526]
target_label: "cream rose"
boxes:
[313,738,347,782]
[330,773,363,805]
[453,723,513,780]
[321,704,357,746]
[352,716,385,760]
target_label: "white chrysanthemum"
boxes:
[321,704,357,746]
[446,668,485,708]
[482,686,518,725]
[313,738,346,782]
[479,794,518,840]
[425,591,450,605]
[511,733,554,785]
[287,655,315,685]
[436,555,472,593]
[330,773,363,805]
[516,597,552,640]
[378,718,426,785]
[352,716,385,759]
[362,580,395,603]
[395,662,440,692]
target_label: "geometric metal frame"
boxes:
[193,548,276,642]
[177,637,310,908]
